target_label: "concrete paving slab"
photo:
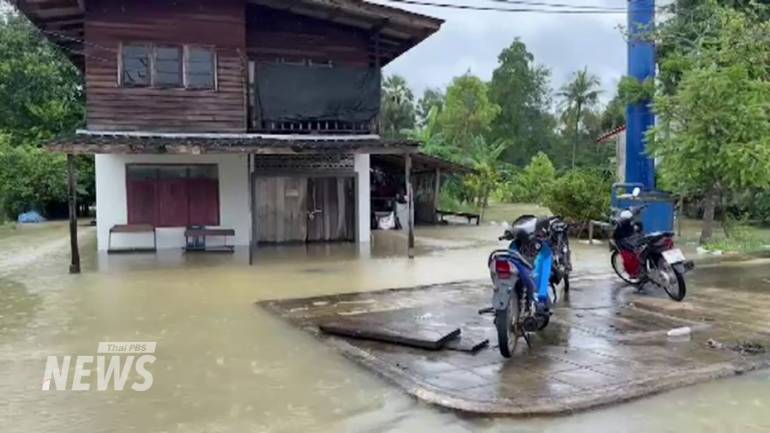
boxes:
[258,274,770,416]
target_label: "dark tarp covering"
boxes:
[255,63,381,124]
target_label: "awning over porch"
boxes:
[371,152,474,174]
[46,130,420,155]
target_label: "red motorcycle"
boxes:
[609,203,693,301]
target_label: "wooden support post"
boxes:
[374,31,382,135]
[67,154,80,274]
[405,154,414,259]
[248,154,255,265]
[433,168,441,224]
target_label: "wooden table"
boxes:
[184,228,235,253]
[436,210,481,225]
[108,224,157,254]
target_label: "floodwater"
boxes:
[1,221,770,432]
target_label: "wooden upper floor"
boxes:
[11,0,442,134]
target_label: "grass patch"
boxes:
[704,224,770,253]
[480,203,551,224]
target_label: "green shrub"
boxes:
[741,189,770,225]
[544,168,612,224]
[0,142,68,218]
[753,190,770,225]
[511,152,557,204]
[491,163,519,203]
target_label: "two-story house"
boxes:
[13,0,442,263]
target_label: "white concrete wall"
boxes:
[95,154,250,251]
[354,154,371,244]
[616,135,627,183]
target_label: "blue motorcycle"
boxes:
[487,215,571,358]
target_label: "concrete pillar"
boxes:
[617,134,627,183]
[248,154,254,265]
[354,153,371,244]
[626,0,656,189]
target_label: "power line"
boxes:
[487,0,626,11]
[380,0,660,14]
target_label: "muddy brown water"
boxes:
[1,222,770,432]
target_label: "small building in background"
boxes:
[596,125,627,183]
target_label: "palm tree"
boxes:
[381,75,415,138]
[558,67,602,168]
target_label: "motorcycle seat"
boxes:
[511,215,552,240]
[507,250,534,270]
[642,231,674,243]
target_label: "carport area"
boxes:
[260,272,770,416]
[370,152,474,228]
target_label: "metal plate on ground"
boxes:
[444,331,490,353]
[319,320,461,350]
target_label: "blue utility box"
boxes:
[612,183,675,235]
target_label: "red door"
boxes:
[126,179,157,225]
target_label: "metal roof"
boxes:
[596,125,627,144]
[372,152,475,174]
[9,0,443,68]
[46,130,420,155]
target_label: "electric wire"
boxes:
[380,0,663,14]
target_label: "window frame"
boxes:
[183,45,218,91]
[118,42,152,88]
[118,43,217,91]
[152,44,184,89]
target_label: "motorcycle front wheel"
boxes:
[495,288,524,358]
[611,250,642,285]
[651,256,687,301]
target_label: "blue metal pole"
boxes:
[626,0,656,190]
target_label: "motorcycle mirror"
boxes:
[632,187,641,197]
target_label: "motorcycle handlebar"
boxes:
[611,204,648,217]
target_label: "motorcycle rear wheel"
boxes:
[495,288,524,358]
[611,250,642,285]
[652,256,687,301]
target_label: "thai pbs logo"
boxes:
[42,342,156,391]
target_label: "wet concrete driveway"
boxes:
[261,272,770,416]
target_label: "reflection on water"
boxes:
[0,224,769,432]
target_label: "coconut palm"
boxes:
[381,75,416,138]
[558,67,602,168]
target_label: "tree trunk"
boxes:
[571,101,582,169]
[719,194,731,238]
[700,189,718,245]
[480,186,489,223]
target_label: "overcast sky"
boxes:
[376,0,635,105]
